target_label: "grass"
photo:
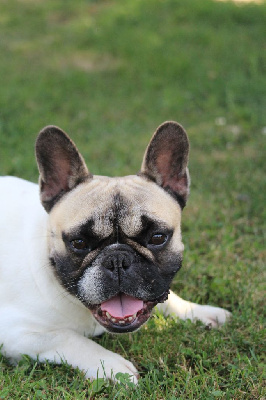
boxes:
[0,0,265,398]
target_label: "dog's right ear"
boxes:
[35,126,92,212]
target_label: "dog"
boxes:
[0,121,230,382]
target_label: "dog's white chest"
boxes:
[0,177,104,357]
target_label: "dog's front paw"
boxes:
[84,351,138,384]
[37,334,138,385]
[191,304,231,327]
[157,291,231,328]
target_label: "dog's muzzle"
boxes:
[80,244,171,333]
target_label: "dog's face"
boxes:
[35,122,190,333]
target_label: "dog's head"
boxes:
[36,122,189,333]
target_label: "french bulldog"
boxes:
[0,122,230,382]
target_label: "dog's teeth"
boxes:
[106,313,137,325]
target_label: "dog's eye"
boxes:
[71,239,87,251]
[148,233,168,246]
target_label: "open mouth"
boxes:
[90,293,164,333]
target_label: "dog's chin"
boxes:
[86,292,169,333]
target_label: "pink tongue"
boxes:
[101,294,144,318]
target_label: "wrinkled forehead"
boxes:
[50,175,182,237]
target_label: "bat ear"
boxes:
[140,121,190,208]
[35,126,92,212]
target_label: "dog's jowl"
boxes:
[0,122,230,382]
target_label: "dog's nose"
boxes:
[102,251,133,272]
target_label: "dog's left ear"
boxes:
[140,121,190,209]
[36,125,92,212]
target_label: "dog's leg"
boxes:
[6,329,138,383]
[157,290,231,327]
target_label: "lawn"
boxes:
[0,0,265,398]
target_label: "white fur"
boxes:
[157,290,231,327]
[0,176,230,383]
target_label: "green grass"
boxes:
[0,0,265,398]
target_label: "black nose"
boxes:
[102,251,133,272]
